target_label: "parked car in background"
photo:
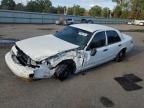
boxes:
[80,19,94,24]
[139,22,144,26]
[127,20,134,25]
[55,21,64,25]
[80,18,88,23]
[134,20,144,25]
[65,18,74,25]
[55,15,66,25]
[56,18,74,25]
[55,19,66,25]
[87,20,94,24]
[5,24,134,81]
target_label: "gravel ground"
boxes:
[0,24,144,108]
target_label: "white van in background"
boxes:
[134,20,144,26]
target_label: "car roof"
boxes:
[70,24,116,33]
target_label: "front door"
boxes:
[83,31,109,69]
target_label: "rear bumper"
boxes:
[5,52,35,79]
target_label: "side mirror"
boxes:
[86,42,96,51]
[89,42,96,49]
[90,48,97,56]
[86,42,97,56]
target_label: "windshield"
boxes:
[54,26,92,49]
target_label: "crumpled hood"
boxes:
[16,34,79,61]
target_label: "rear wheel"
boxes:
[115,49,126,62]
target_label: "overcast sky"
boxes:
[0,0,116,10]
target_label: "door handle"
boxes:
[118,44,122,47]
[103,49,108,52]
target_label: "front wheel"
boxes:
[55,64,71,81]
[115,50,126,62]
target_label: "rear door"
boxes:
[105,30,122,59]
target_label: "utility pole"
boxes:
[64,6,67,15]
[73,5,76,16]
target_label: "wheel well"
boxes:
[116,47,127,57]
[56,59,76,73]
[121,47,127,53]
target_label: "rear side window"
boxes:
[106,31,121,44]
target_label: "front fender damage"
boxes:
[32,64,55,79]
[48,49,84,72]
[32,49,84,79]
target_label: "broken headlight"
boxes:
[31,59,37,66]
[27,58,38,67]
[41,60,52,69]
[10,49,15,56]
[29,59,40,68]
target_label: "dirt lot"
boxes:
[0,24,144,108]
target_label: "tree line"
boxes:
[112,0,144,19]
[0,0,144,19]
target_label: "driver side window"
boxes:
[88,31,106,49]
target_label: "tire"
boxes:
[115,50,126,62]
[55,63,71,81]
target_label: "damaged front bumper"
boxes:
[5,52,54,79]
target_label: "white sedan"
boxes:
[5,24,134,80]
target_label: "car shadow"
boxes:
[126,45,144,59]
[75,61,114,76]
